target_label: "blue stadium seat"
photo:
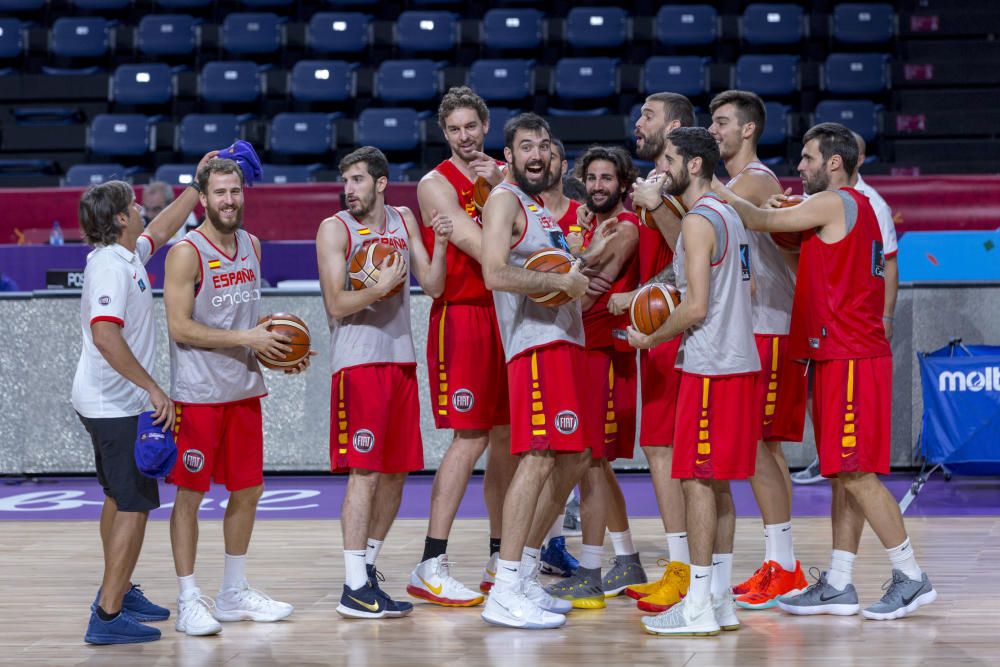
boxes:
[565,7,627,49]
[260,164,318,184]
[735,55,799,96]
[642,56,708,97]
[154,163,198,186]
[268,113,336,156]
[0,0,44,10]
[136,15,197,57]
[833,4,895,44]
[199,61,262,103]
[742,4,804,45]
[655,5,717,46]
[388,162,414,182]
[50,18,110,58]
[111,64,173,105]
[481,9,543,51]
[154,0,211,8]
[375,59,441,102]
[0,19,24,59]
[814,100,881,142]
[307,12,370,54]
[759,102,789,146]
[356,108,421,151]
[221,13,283,56]
[88,114,151,157]
[484,107,517,152]
[395,11,456,52]
[324,0,376,6]
[554,57,617,100]
[824,53,889,94]
[63,163,126,186]
[240,0,293,7]
[70,0,129,9]
[468,59,533,102]
[178,114,241,155]
[289,60,355,103]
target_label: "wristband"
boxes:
[188,180,201,193]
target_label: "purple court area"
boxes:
[1,473,997,521]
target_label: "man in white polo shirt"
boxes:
[73,152,215,645]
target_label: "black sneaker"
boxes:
[368,564,413,618]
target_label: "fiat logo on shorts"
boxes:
[555,410,579,435]
[352,429,375,453]
[182,449,205,473]
[452,388,475,413]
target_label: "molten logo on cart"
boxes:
[554,410,579,435]
[938,367,1000,392]
[352,429,375,453]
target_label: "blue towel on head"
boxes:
[218,140,264,187]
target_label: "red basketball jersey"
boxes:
[637,216,674,283]
[789,187,891,361]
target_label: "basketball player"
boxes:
[164,158,303,636]
[717,122,936,620]
[408,87,515,605]
[74,152,215,645]
[708,90,809,609]
[316,146,450,619]
[629,127,758,636]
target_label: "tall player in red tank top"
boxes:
[719,123,936,621]
[409,87,518,604]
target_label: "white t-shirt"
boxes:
[72,234,157,418]
[854,174,898,257]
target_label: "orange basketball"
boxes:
[636,194,687,227]
[472,176,493,210]
[771,196,805,251]
[256,313,311,370]
[348,242,404,298]
[629,283,681,335]
[523,247,575,306]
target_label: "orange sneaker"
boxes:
[732,561,769,595]
[735,560,809,610]
[635,562,690,612]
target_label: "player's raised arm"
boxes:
[399,205,448,298]
[142,151,218,251]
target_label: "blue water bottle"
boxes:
[49,220,64,246]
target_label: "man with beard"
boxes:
[717,123,936,622]
[708,90,809,610]
[629,127,758,637]
[163,158,306,636]
[316,147,450,619]
[408,87,516,605]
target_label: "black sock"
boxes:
[489,538,501,556]
[422,537,448,562]
[96,605,120,621]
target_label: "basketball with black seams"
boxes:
[348,242,404,298]
[771,196,805,251]
[629,283,681,335]
[256,313,310,370]
[523,247,574,306]
[636,194,687,227]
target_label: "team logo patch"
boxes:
[555,410,579,435]
[99,295,110,305]
[452,388,475,413]
[137,279,147,292]
[182,449,205,473]
[739,243,751,281]
[352,429,375,453]
[548,230,571,253]
[871,240,885,278]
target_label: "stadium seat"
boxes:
[759,102,789,146]
[655,5,718,46]
[0,19,24,59]
[154,163,198,186]
[111,64,173,106]
[240,0,293,7]
[468,59,533,102]
[735,55,799,96]
[832,4,895,44]
[554,57,617,100]
[259,164,318,184]
[565,7,627,49]
[199,61,262,103]
[154,0,211,8]
[742,4,804,45]
[221,13,283,56]
[824,53,889,94]
[388,162,414,182]
[87,114,151,157]
[307,12,370,54]
[63,163,126,186]
[178,114,241,155]
[268,113,336,156]
[50,17,110,59]
[136,15,197,57]
[0,0,44,10]
[642,56,708,97]
[481,9,543,51]
[375,59,441,102]
[289,60,355,103]
[484,107,517,152]
[395,11,456,52]
[356,108,421,151]
[324,0,377,6]
[70,0,129,9]
[814,100,881,142]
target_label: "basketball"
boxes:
[348,242,404,298]
[629,283,681,335]
[472,176,493,210]
[256,313,311,370]
[771,196,805,251]
[523,247,575,306]
[637,194,687,227]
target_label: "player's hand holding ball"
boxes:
[246,317,293,361]
[375,252,408,298]
[561,261,590,300]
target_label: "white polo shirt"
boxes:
[72,234,157,418]
[854,174,898,257]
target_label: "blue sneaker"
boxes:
[92,584,170,622]
[368,564,413,618]
[84,609,161,645]
[540,536,579,577]
[336,583,387,619]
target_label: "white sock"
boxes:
[887,537,922,581]
[666,532,689,565]
[547,512,565,543]
[580,544,604,570]
[178,574,199,599]
[609,529,636,556]
[344,549,367,590]
[221,553,247,594]
[519,547,540,578]
[710,553,733,600]
[763,524,772,563]
[365,538,383,566]
[827,549,856,591]
[766,521,796,571]
[688,565,712,606]
[495,558,520,587]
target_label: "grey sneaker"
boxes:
[862,570,936,621]
[791,457,824,485]
[544,566,606,609]
[602,554,648,597]
[776,570,860,616]
[563,496,582,536]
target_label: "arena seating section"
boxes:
[0,0,997,187]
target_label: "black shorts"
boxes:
[78,413,160,513]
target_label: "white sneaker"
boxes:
[480,552,498,593]
[713,594,740,631]
[481,582,566,630]
[176,591,223,636]
[213,582,294,622]
[641,597,721,637]
[521,561,572,614]
[406,554,485,607]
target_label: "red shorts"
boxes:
[580,347,638,461]
[754,334,808,443]
[168,397,264,493]
[638,335,683,447]
[427,302,510,430]
[813,356,892,478]
[672,373,758,480]
[330,363,424,474]
[507,343,589,455]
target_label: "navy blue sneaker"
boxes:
[367,565,413,618]
[92,584,170,622]
[336,583,387,619]
[84,609,161,645]
[541,536,580,577]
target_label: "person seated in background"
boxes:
[142,181,198,244]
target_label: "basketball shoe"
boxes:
[85,608,161,645]
[540,536,579,576]
[735,560,809,610]
[520,558,573,614]
[407,554,485,607]
[640,597,720,637]
[862,570,936,621]
[368,564,413,618]
[92,584,170,622]
[480,552,498,593]
[776,570,860,616]
[213,583,293,622]
[625,559,689,600]
[544,566,606,609]
[482,582,566,630]
[175,591,222,636]
[602,554,647,597]
[732,562,770,595]
[336,583,387,619]
[713,594,740,631]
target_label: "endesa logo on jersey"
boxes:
[938,366,1000,393]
